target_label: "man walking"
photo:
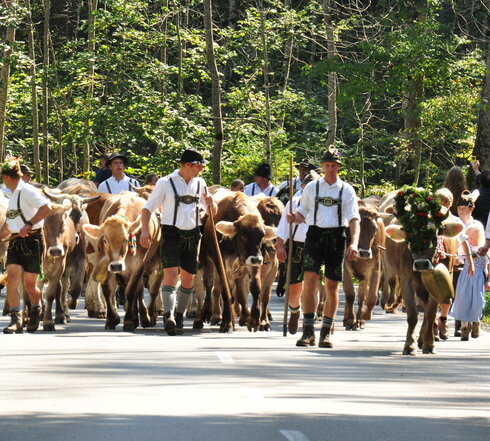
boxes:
[97,153,140,194]
[288,147,360,348]
[139,149,217,335]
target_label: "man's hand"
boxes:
[276,243,286,263]
[345,243,358,261]
[478,245,489,257]
[18,224,31,238]
[139,230,151,248]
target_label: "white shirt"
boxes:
[98,174,140,194]
[243,182,278,197]
[297,177,359,228]
[277,177,302,194]
[276,190,308,243]
[6,181,51,233]
[143,170,209,230]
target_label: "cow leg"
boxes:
[418,297,438,354]
[210,280,223,326]
[121,269,143,332]
[235,276,250,327]
[148,269,163,327]
[187,271,203,318]
[43,281,58,331]
[57,273,70,324]
[194,261,215,328]
[68,257,86,310]
[356,279,368,329]
[343,264,356,330]
[259,264,277,332]
[362,264,381,323]
[247,270,262,332]
[137,279,151,328]
[102,280,120,329]
[401,279,418,355]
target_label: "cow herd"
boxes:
[0,179,468,355]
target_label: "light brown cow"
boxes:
[83,193,161,331]
[343,201,386,330]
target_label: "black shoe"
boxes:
[3,311,23,334]
[318,326,333,348]
[175,312,184,335]
[454,319,462,337]
[163,312,176,336]
[26,306,41,333]
[296,325,315,347]
[288,311,300,335]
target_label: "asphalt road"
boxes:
[1,290,489,441]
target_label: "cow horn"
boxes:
[42,188,66,202]
[379,212,394,218]
[82,195,101,204]
[129,183,140,192]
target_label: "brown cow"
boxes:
[195,189,276,333]
[343,201,386,330]
[83,192,161,331]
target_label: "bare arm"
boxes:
[19,204,52,238]
[345,218,360,261]
[139,208,152,248]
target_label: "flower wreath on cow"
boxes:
[392,186,448,255]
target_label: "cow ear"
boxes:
[385,224,406,242]
[384,204,394,214]
[216,221,236,238]
[439,221,464,238]
[264,226,276,240]
[83,224,103,240]
[129,215,141,235]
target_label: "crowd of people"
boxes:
[0,149,488,348]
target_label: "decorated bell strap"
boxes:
[129,233,137,256]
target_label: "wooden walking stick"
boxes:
[283,155,295,337]
[206,189,234,331]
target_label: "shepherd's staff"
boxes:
[283,155,295,337]
[205,188,234,330]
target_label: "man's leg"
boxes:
[162,267,179,335]
[3,264,23,334]
[287,282,302,334]
[319,278,339,348]
[296,271,320,346]
[23,271,42,333]
[173,269,195,334]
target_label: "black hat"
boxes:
[321,146,342,164]
[100,152,110,160]
[180,148,208,165]
[255,163,272,179]
[107,153,128,166]
[296,160,320,171]
[20,164,32,174]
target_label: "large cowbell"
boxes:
[419,262,455,304]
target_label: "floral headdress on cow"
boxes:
[393,186,448,254]
[0,155,23,178]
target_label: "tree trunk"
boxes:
[474,34,490,169]
[259,0,271,163]
[324,0,337,148]
[26,0,41,181]
[42,0,51,184]
[0,0,16,161]
[204,0,224,184]
[175,0,183,141]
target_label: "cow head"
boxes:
[83,215,141,274]
[43,199,73,257]
[357,202,386,259]
[216,213,276,266]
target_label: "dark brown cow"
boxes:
[343,201,386,330]
[83,192,161,331]
[195,189,276,333]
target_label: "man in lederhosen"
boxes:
[97,153,141,194]
[139,149,217,336]
[287,147,360,348]
[0,159,52,334]
[243,163,278,197]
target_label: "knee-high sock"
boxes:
[162,285,176,314]
[175,286,193,314]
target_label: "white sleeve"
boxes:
[199,179,209,214]
[297,182,314,219]
[143,178,167,213]
[27,187,51,210]
[343,185,360,222]
[276,201,290,241]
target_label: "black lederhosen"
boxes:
[286,240,305,285]
[302,226,346,282]
[160,225,201,275]
[6,230,44,274]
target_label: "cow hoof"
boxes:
[68,299,78,309]
[43,323,56,332]
[219,323,233,333]
[193,320,203,330]
[96,311,107,319]
[259,323,271,332]
[361,311,372,321]
[123,323,136,333]
[247,322,259,332]
[186,310,197,319]
[238,317,247,327]
[87,310,96,318]
[402,346,416,356]
[105,317,120,330]
[210,317,221,326]
[54,317,65,325]
[359,321,365,330]
[140,315,151,328]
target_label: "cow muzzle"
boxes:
[109,261,126,273]
[246,255,263,266]
[413,259,433,272]
[358,248,372,259]
[48,246,65,257]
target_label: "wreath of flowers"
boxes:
[393,185,448,254]
[0,157,20,175]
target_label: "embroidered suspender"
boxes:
[313,181,344,227]
[17,190,28,224]
[169,178,201,227]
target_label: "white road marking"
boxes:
[280,430,311,441]
[215,351,235,364]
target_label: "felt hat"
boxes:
[180,148,208,165]
[321,146,342,164]
[20,164,33,174]
[107,153,129,166]
[255,163,272,179]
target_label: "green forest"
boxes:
[1,0,489,193]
